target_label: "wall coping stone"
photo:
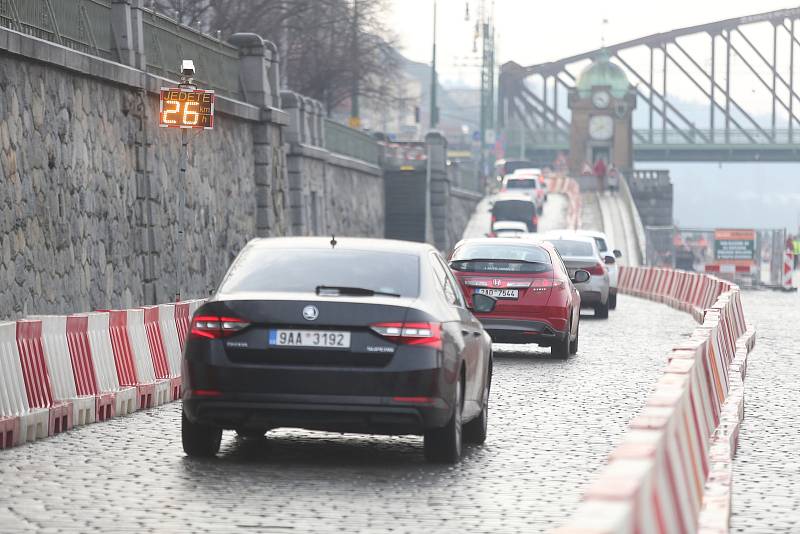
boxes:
[0,26,286,124]
[450,187,483,202]
[288,143,382,177]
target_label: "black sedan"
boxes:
[182,237,496,463]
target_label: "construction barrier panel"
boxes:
[0,298,206,450]
[31,316,96,427]
[557,267,755,534]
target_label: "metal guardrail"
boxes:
[141,9,243,100]
[324,119,380,166]
[0,0,115,59]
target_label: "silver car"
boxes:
[576,230,621,310]
[540,232,611,318]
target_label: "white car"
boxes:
[489,220,529,238]
[538,231,611,318]
[577,230,622,309]
[502,171,545,214]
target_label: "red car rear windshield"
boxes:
[450,244,552,273]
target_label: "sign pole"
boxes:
[176,125,188,302]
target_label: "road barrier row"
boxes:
[0,300,204,449]
[547,175,582,230]
[557,266,755,534]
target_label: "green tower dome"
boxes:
[576,50,631,98]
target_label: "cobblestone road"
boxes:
[0,196,700,533]
[730,291,800,533]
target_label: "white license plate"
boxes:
[475,288,519,299]
[269,330,351,348]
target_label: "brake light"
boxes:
[531,279,565,291]
[587,263,606,276]
[532,215,539,226]
[192,389,222,397]
[190,315,250,339]
[370,322,442,349]
[491,215,497,224]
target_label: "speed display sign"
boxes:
[159,88,215,129]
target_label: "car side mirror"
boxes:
[572,269,590,284]
[604,255,616,265]
[470,293,497,313]
[613,249,622,258]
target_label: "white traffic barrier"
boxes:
[126,309,170,407]
[0,322,49,446]
[85,313,137,416]
[158,304,183,401]
[561,267,755,533]
[31,315,96,427]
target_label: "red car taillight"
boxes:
[370,322,442,350]
[531,279,566,291]
[190,315,250,339]
[587,263,606,276]
[491,215,497,224]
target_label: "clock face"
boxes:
[589,115,614,141]
[592,90,611,109]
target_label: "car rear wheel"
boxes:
[182,409,222,458]
[464,358,492,445]
[551,327,571,359]
[595,300,610,319]
[609,291,617,310]
[569,321,580,354]
[424,373,463,463]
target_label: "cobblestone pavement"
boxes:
[0,295,695,534]
[730,291,800,533]
[0,197,699,533]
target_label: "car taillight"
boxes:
[491,215,497,224]
[530,279,565,291]
[587,263,606,276]
[190,315,250,339]
[532,215,539,226]
[370,322,442,350]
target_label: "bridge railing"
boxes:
[0,0,116,60]
[141,9,244,101]
[324,119,381,166]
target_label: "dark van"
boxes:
[491,194,538,232]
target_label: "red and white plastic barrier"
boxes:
[0,299,205,450]
[557,267,755,534]
[547,175,583,230]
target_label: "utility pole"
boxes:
[349,0,360,129]
[478,0,495,190]
[430,0,439,129]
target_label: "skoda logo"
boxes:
[302,305,319,321]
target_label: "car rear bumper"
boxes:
[579,289,605,305]
[475,317,566,346]
[181,341,456,435]
[183,394,451,435]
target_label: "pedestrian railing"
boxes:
[324,119,380,166]
[0,0,115,60]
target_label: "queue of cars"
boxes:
[180,168,620,464]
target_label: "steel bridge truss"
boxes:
[498,7,800,162]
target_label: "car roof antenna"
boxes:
[330,235,337,248]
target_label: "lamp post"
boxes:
[430,0,439,129]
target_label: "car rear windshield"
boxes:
[492,199,534,219]
[506,179,537,189]
[450,244,552,273]
[547,240,594,257]
[218,248,420,297]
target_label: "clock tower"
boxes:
[567,50,636,185]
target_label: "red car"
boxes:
[448,238,590,358]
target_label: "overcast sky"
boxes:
[389,0,800,90]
